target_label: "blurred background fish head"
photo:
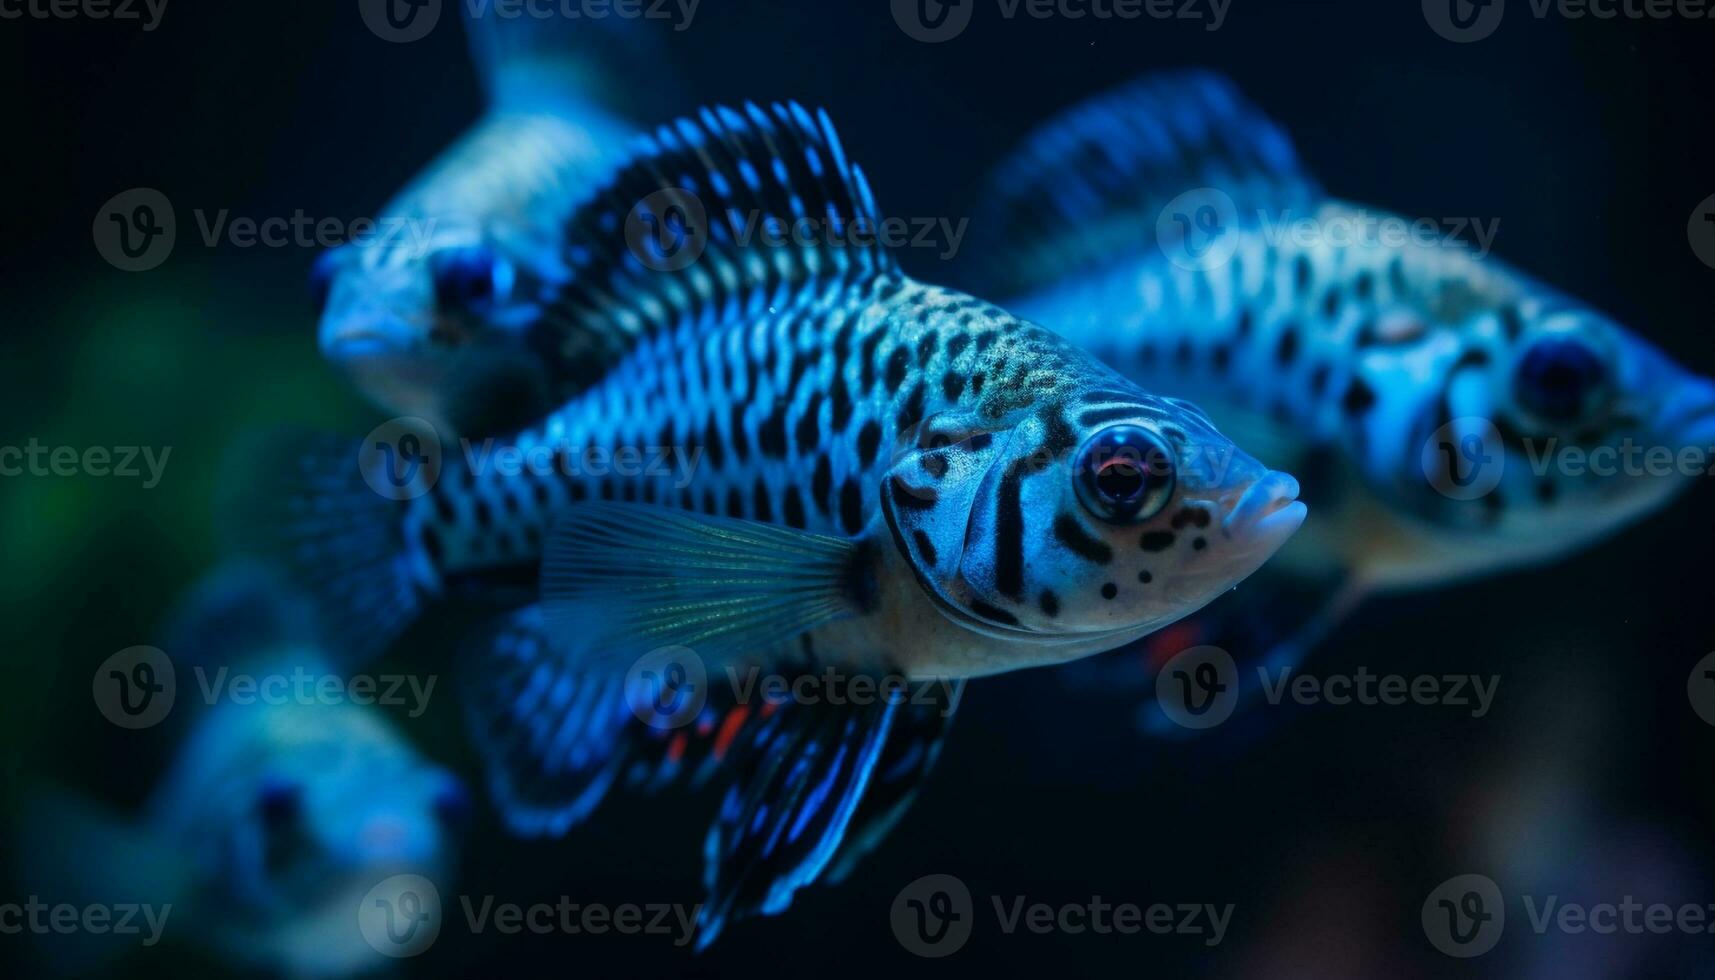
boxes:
[313,207,554,436]
[190,699,468,913]
[1381,299,1715,573]
[882,387,1304,656]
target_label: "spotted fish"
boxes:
[968,71,1715,728]
[313,4,675,436]
[18,565,467,978]
[237,101,1305,944]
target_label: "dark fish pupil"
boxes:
[1095,458,1145,504]
[1517,338,1605,424]
[434,247,498,309]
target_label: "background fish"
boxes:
[314,4,676,437]
[235,101,1305,945]
[965,71,1715,732]
[16,565,467,978]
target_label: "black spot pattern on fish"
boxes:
[812,455,833,514]
[1342,377,1378,416]
[1100,583,1118,600]
[829,373,853,433]
[796,392,823,455]
[839,478,864,534]
[754,479,774,523]
[967,599,1020,627]
[912,529,938,567]
[703,415,725,470]
[1054,513,1113,564]
[782,486,807,528]
[943,371,965,400]
[1038,591,1060,618]
[757,403,788,459]
[884,346,910,394]
[857,420,882,469]
[729,402,750,463]
[1276,326,1299,365]
[1139,530,1175,552]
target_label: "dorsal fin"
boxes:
[971,70,1321,295]
[461,1,679,121]
[545,101,900,362]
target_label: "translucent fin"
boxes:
[159,562,320,672]
[461,605,784,835]
[825,679,963,885]
[695,694,898,949]
[220,429,429,665]
[972,70,1321,295]
[461,0,680,121]
[459,606,632,837]
[540,503,868,671]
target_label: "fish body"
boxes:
[970,72,1715,714]
[21,566,466,978]
[250,101,1303,942]
[315,5,656,435]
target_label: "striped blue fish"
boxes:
[313,5,670,436]
[967,71,1715,729]
[239,101,1305,944]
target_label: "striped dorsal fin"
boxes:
[547,101,899,372]
[971,70,1321,296]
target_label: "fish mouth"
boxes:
[1221,470,1306,539]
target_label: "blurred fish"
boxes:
[235,101,1305,944]
[314,4,671,436]
[969,71,1715,731]
[18,566,467,977]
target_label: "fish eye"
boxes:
[1074,424,1175,524]
[1515,337,1610,427]
[431,245,511,311]
[257,778,302,828]
[309,251,339,313]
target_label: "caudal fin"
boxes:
[220,429,429,665]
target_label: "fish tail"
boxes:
[220,429,431,664]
